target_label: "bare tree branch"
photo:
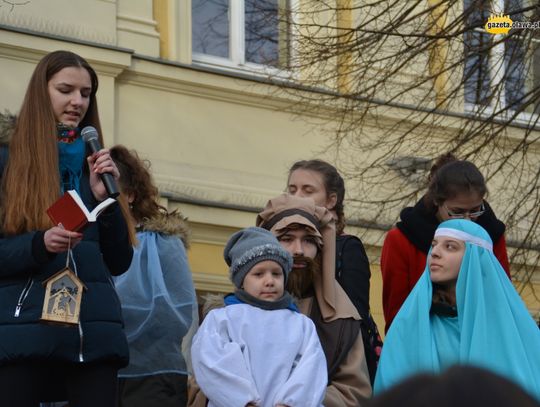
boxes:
[255,0,540,318]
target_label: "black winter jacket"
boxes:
[0,145,133,366]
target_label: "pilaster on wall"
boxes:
[177,0,192,64]
[117,0,160,57]
[153,0,192,64]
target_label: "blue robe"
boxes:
[375,219,540,400]
[114,230,197,377]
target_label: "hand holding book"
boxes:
[43,226,83,253]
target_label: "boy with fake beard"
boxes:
[256,194,372,407]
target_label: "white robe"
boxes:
[191,303,327,407]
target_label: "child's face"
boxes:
[429,236,465,286]
[243,260,285,301]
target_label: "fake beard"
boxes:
[286,255,320,299]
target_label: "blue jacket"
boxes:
[0,145,133,366]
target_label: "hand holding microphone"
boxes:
[81,126,120,199]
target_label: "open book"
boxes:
[47,190,116,232]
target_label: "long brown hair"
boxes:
[110,145,163,224]
[3,51,109,235]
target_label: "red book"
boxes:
[46,190,116,232]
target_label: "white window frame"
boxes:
[192,0,297,79]
[464,0,539,126]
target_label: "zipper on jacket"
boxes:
[67,249,85,363]
[14,277,34,317]
[78,323,84,362]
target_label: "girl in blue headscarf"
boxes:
[374,219,540,400]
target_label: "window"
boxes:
[463,0,540,118]
[192,0,291,70]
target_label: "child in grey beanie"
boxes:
[224,227,293,306]
[191,226,327,407]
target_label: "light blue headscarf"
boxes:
[113,231,198,377]
[374,219,540,399]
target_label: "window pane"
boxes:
[504,0,526,109]
[506,0,540,115]
[463,0,492,105]
[532,42,540,114]
[192,0,230,59]
[504,36,526,109]
[245,0,289,68]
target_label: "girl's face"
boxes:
[436,192,484,222]
[242,260,285,301]
[288,169,337,211]
[429,236,465,286]
[48,66,92,128]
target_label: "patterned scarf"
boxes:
[57,124,85,194]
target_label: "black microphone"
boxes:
[81,126,120,198]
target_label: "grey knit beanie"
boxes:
[224,227,293,288]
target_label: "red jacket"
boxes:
[381,227,510,333]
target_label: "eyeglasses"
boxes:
[443,202,485,219]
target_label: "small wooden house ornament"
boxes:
[41,267,86,326]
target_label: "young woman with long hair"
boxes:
[0,50,135,407]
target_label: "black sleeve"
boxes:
[336,235,371,321]
[0,145,8,179]
[97,202,133,276]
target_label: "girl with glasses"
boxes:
[380,154,510,333]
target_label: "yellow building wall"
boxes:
[0,0,539,326]
[369,264,385,338]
